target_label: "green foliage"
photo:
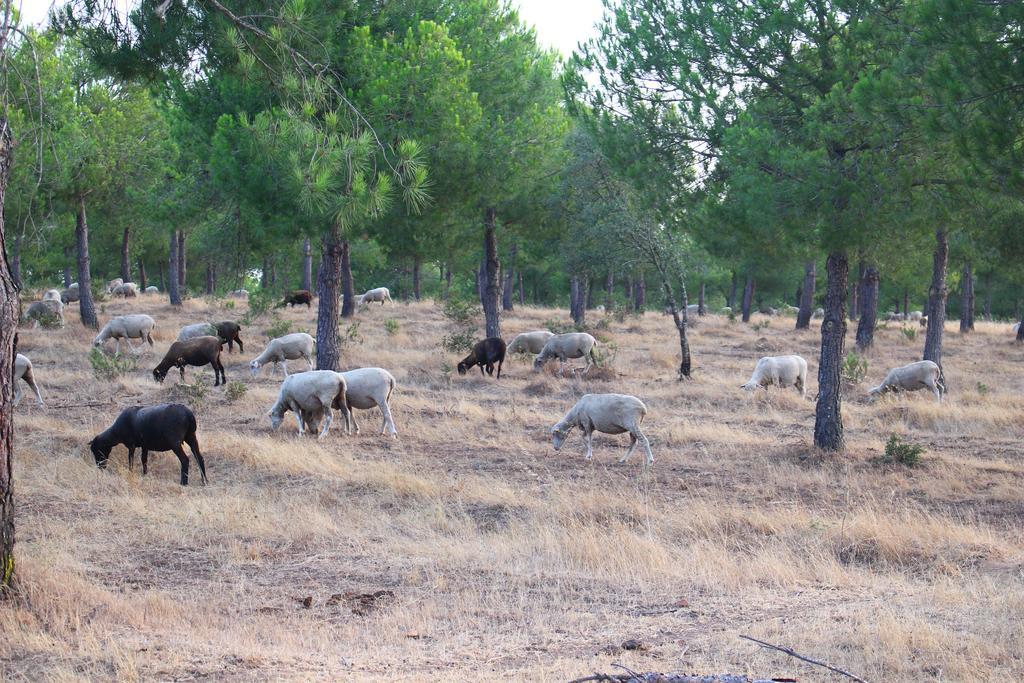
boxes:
[881,434,925,468]
[591,340,617,368]
[384,318,400,336]
[441,329,477,354]
[542,318,577,335]
[340,322,363,347]
[265,317,292,340]
[442,298,481,327]
[842,352,870,385]
[89,348,137,380]
[242,291,274,326]
[751,320,771,332]
[172,379,208,409]
[900,326,918,342]
[976,382,990,396]
[225,381,247,402]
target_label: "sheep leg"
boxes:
[294,411,305,436]
[932,383,941,403]
[637,429,654,465]
[380,401,397,437]
[127,447,135,471]
[496,358,503,380]
[114,338,121,355]
[305,355,313,372]
[348,404,361,435]
[621,434,638,463]
[147,332,154,347]
[583,429,594,460]
[317,409,334,441]
[185,433,207,485]
[27,375,43,407]
[171,445,191,486]
[141,449,149,475]
[12,380,22,407]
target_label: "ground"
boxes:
[2,294,1023,682]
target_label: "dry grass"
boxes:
[2,296,1024,681]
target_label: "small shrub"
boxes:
[611,306,628,323]
[976,382,990,396]
[442,329,477,354]
[900,326,917,342]
[880,434,925,468]
[542,317,576,335]
[727,310,737,323]
[384,318,400,336]
[439,360,454,386]
[265,316,292,339]
[172,379,208,408]
[842,351,869,385]
[241,291,274,325]
[591,340,618,368]
[224,300,236,310]
[89,348,137,380]
[340,322,363,347]
[32,309,63,329]
[442,298,481,326]
[751,319,771,332]
[591,316,611,331]
[225,381,247,402]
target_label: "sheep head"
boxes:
[268,409,284,431]
[89,437,111,469]
[152,367,168,383]
[551,426,569,451]
[249,360,261,378]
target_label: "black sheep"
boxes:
[277,290,312,309]
[215,320,244,353]
[90,403,207,485]
[457,337,507,379]
[153,336,226,386]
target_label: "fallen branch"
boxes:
[740,634,869,683]
[569,673,783,683]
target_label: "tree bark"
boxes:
[698,281,706,315]
[796,261,816,329]
[624,275,633,306]
[850,261,865,318]
[814,252,849,452]
[903,288,909,318]
[177,231,186,288]
[585,277,594,309]
[120,226,131,282]
[923,229,948,375]
[959,261,974,333]
[633,273,646,312]
[298,237,311,292]
[502,242,516,311]
[0,119,19,591]
[855,266,879,351]
[317,226,343,369]
[983,281,992,321]
[413,255,423,301]
[167,231,182,306]
[605,270,614,309]
[158,261,164,292]
[205,263,215,295]
[741,275,755,323]
[518,271,525,306]
[340,240,355,318]
[570,276,584,327]
[75,197,98,328]
[10,233,19,289]
[482,208,501,338]
[728,271,738,309]
[659,276,692,379]
[1017,315,1024,343]
[137,259,147,290]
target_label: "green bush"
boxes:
[265,316,292,340]
[842,351,869,385]
[591,340,618,367]
[224,300,236,310]
[384,318,400,336]
[881,434,925,467]
[225,381,247,402]
[751,319,771,332]
[900,326,917,342]
[542,317,577,335]
[442,298,481,327]
[241,290,274,325]
[172,379,208,408]
[442,329,477,354]
[89,348,137,380]
[340,322,363,347]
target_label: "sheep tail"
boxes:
[386,377,396,404]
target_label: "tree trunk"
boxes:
[317,226,343,370]
[0,119,19,591]
[413,255,422,301]
[728,271,738,309]
[476,259,485,303]
[444,264,453,300]
[1017,315,1024,343]
[482,208,501,338]
[261,256,270,290]
[585,277,594,309]
[137,259,147,290]
[855,266,879,351]
[502,242,516,311]
[814,252,849,452]
[301,237,313,292]
[75,197,98,328]
[983,282,992,321]
[518,271,525,306]
[177,231,186,288]
[850,261,865,318]
[158,261,165,292]
[795,261,816,329]
[120,227,131,282]
[570,276,584,327]
[698,281,706,315]
[923,229,948,375]
[605,270,614,309]
[634,273,646,312]
[960,261,974,333]
[903,288,909,318]
[167,231,182,306]
[205,263,215,295]
[10,233,19,289]
[659,276,692,379]
[340,240,355,318]
[532,277,539,305]
[741,275,755,323]
[624,275,633,306]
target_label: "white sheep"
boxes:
[1014,322,1020,334]
[533,332,598,375]
[785,305,800,315]
[338,367,398,437]
[93,314,156,354]
[42,289,62,302]
[14,354,43,407]
[106,278,124,293]
[229,289,249,299]
[812,307,825,320]
[145,286,159,294]
[177,322,218,343]
[719,306,733,314]
[507,330,555,355]
[358,287,392,307]
[868,360,945,402]
[23,299,64,327]
[111,282,138,298]
[551,393,653,465]
[741,355,808,398]
[908,310,923,322]
[885,312,905,322]
[249,332,315,377]
[267,370,351,440]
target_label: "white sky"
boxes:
[16,0,605,57]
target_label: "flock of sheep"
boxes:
[13,283,963,486]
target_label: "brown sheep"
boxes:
[278,290,312,308]
[152,336,226,386]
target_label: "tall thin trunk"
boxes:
[1017,314,1024,342]
[75,197,98,328]
[10,233,19,288]
[317,226,343,370]
[624,275,633,307]
[62,265,71,288]
[137,259,147,290]
[605,270,614,309]
[814,252,849,452]
[903,288,909,318]
[205,263,215,295]
[855,266,879,351]
[177,231,186,288]
[728,271,738,309]
[482,208,501,338]
[340,240,355,318]
[413,255,423,301]
[532,277,539,305]
[658,274,692,379]
[476,259,485,303]
[983,278,992,321]
[960,261,974,333]
[158,261,164,292]
[444,264,453,300]
[741,275,755,323]
[120,226,131,282]
[502,242,516,311]
[634,273,646,312]
[698,281,706,315]
[585,277,594,310]
[851,261,865,318]
[300,238,312,292]
[0,119,19,590]
[570,276,584,327]
[167,231,182,306]
[518,271,525,306]
[923,229,949,376]
[796,261,816,329]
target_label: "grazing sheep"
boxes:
[93,314,156,354]
[13,354,43,407]
[339,367,398,437]
[533,332,598,375]
[145,285,159,294]
[111,282,138,298]
[42,289,62,302]
[719,306,733,314]
[60,287,79,304]
[812,308,825,320]
[278,290,312,308]
[785,305,800,315]
[106,278,124,293]
[551,393,653,465]
[215,321,244,353]
[89,403,206,486]
[1013,322,1020,334]
[229,289,249,299]
[458,337,507,379]
[885,312,905,322]
[249,332,315,377]
[267,370,350,440]
[868,360,945,402]
[152,336,226,386]
[507,330,555,355]
[22,299,64,327]
[358,287,392,307]
[759,306,778,316]
[920,315,928,328]
[908,310,923,322]
[741,355,808,398]
[177,322,218,343]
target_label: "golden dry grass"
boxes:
[2,296,1024,681]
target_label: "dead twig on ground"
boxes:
[740,634,869,683]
